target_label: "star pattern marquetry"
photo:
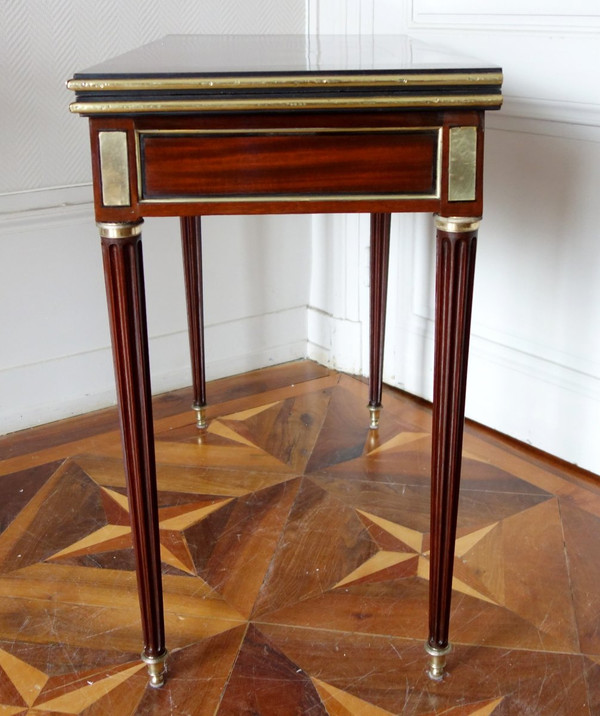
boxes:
[47,487,234,576]
[0,363,598,714]
[336,508,501,607]
[0,646,146,715]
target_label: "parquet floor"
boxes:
[1,360,599,714]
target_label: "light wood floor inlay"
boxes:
[0,361,598,714]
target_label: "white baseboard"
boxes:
[466,332,600,473]
[0,188,310,437]
[0,306,307,436]
[386,316,600,474]
[306,303,600,474]
[306,306,363,375]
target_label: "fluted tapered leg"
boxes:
[368,213,391,429]
[181,216,207,429]
[99,220,167,688]
[426,215,480,679]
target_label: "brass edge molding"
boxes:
[69,93,503,115]
[435,216,481,233]
[97,221,143,239]
[67,71,503,93]
[139,192,440,205]
[135,126,442,136]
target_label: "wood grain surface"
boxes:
[0,361,598,714]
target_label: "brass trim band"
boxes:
[434,216,481,233]
[97,221,144,239]
[67,71,503,93]
[140,192,440,205]
[136,125,442,136]
[70,93,502,115]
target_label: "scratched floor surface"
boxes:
[0,361,599,714]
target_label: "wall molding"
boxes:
[402,307,600,400]
[406,227,600,384]
[0,185,93,225]
[410,0,600,32]
[394,309,600,469]
[0,202,94,239]
[307,306,363,375]
[307,0,374,34]
[493,97,600,135]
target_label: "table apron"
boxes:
[89,111,484,222]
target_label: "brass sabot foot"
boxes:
[424,642,451,681]
[193,403,207,429]
[141,650,167,688]
[368,404,382,430]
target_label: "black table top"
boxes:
[68,34,502,115]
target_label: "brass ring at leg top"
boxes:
[141,650,168,688]
[97,220,144,239]
[434,215,481,233]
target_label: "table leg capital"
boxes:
[434,215,481,233]
[97,220,144,241]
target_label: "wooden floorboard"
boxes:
[0,360,598,714]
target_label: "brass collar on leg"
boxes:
[97,221,144,240]
[434,216,481,233]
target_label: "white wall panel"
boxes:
[0,1,309,435]
[0,0,305,196]
[411,0,600,30]
[308,0,600,473]
[307,0,374,35]
[5,0,600,475]
[307,213,370,374]
[0,209,311,434]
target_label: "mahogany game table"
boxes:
[68,34,502,687]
